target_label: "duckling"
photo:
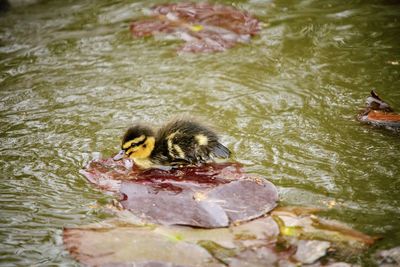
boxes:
[113,118,231,169]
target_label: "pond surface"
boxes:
[0,0,399,265]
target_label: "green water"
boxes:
[0,0,399,265]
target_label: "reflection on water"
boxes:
[0,0,399,265]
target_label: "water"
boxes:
[1,0,399,265]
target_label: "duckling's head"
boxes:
[113,125,156,161]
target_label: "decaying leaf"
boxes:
[206,180,278,223]
[76,159,376,266]
[120,181,230,228]
[130,2,260,52]
[293,240,331,264]
[64,208,375,266]
[81,158,278,227]
[119,178,278,227]
[63,225,224,267]
[358,90,400,130]
[79,158,132,192]
[271,209,377,247]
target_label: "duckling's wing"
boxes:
[212,142,231,159]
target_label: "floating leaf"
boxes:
[81,159,244,192]
[358,91,400,130]
[79,158,133,192]
[364,111,400,128]
[130,2,260,53]
[120,181,229,228]
[76,159,375,265]
[81,158,278,227]
[206,180,278,223]
[119,169,278,228]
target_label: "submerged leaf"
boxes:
[64,208,375,266]
[63,225,223,267]
[310,215,377,245]
[273,215,303,237]
[271,209,377,254]
[229,246,291,267]
[197,240,236,265]
[294,240,331,264]
[130,2,260,53]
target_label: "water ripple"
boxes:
[1,0,400,265]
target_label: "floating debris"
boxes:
[130,2,260,52]
[387,61,399,65]
[357,90,400,130]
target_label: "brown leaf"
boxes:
[130,3,260,53]
[81,159,278,227]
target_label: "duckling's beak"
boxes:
[113,150,125,161]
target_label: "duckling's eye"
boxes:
[143,144,147,148]
[122,135,146,149]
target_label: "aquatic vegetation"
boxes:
[64,205,375,266]
[68,157,377,266]
[130,2,260,52]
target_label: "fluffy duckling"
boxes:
[113,118,231,169]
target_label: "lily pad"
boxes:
[63,208,374,266]
[80,158,278,227]
[76,160,375,265]
[120,181,229,228]
[130,2,260,53]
